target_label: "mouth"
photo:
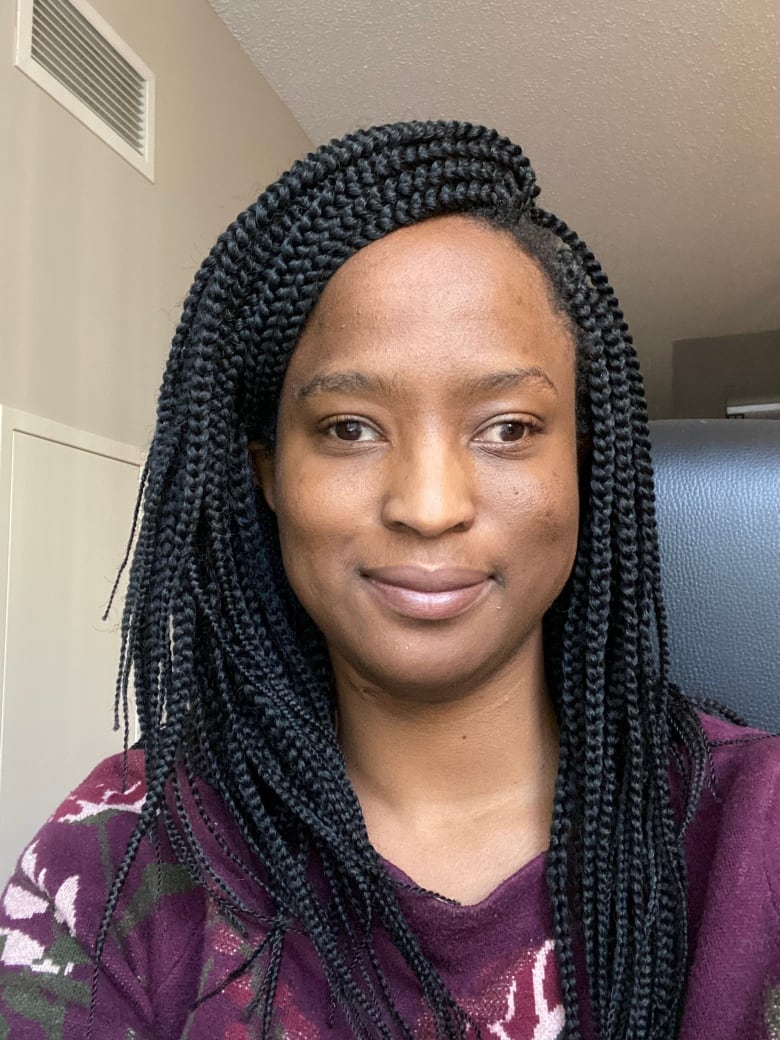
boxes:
[360,566,492,621]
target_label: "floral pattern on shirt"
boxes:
[766,986,780,1040]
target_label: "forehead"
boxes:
[283,215,574,399]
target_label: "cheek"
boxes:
[497,455,579,519]
[496,464,580,568]
[273,497,334,617]
[540,467,580,538]
[271,459,367,597]
[274,485,337,564]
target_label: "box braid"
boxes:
[98,120,711,1039]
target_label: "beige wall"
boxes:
[1,0,312,448]
[672,329,780,418]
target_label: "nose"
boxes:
[381,435,476,537]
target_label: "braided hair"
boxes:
[103,120,710,1039]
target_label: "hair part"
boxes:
[102,120,710,1040]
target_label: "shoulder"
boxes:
[0,752,152,1033]
[1,747,209,968]
[700,711,780,804]
[3,750,150,949]
[686,711,779,929]
[50,747,148,822]
[680,715,780,1037]
[692,712,780,838]
[0,751,211,1037]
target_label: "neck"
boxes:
[335,641,559,902]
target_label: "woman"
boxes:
[0,120,777,1040]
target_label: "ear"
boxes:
[248,441,276,513]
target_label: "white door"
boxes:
[0,407,141,884]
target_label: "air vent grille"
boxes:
[15,0,155,180]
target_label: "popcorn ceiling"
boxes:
[208,0,780,405]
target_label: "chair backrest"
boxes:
[649,419,780,731]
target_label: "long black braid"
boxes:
[101,120,710,1039]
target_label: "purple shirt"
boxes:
[0,714,777,1038]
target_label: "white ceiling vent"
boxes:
[15,0,155,180]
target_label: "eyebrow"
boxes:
[295,366,557,399]
[470,367,558,396]
[296,371,386,398]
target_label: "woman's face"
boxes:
[254,215,580,703]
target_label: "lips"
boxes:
[361,566,492,621]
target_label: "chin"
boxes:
[339,637,535,705]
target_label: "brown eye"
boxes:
[334,420,364,441]
[474,416,542,447]
[323,418,382,442]
[495,422,528,442]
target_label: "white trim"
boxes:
[14,0,155,182]
[725,402,780,419]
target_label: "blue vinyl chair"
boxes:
[649,419,780,731]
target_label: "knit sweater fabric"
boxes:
[0,714,777,1039]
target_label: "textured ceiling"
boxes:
[208,0,779,412]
